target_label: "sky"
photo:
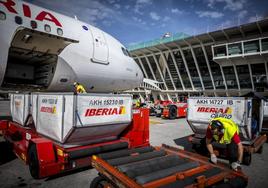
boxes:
[23,0,268,47]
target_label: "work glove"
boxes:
[210,153,217,164]
[231,161,241,171]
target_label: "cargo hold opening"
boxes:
[2,28,77,90]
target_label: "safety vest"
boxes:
[211,117,239,144]
[76,84,87,93]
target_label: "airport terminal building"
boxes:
[128,19,268,101]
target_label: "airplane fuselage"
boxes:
[0,0,143,92]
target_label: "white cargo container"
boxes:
[10,93,31,125]
[10,93,133,146]
[187,97,263,142]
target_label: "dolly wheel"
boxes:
[169,105,177,119]
[90,176,108,188]
[28,144,40,179]
[242,152,251,166]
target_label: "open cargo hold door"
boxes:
[90,27,109,64]
[2,28,78,90]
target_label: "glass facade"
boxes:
[172,51,192,89]
[214,45,226,57]
[166,54,183,90]
[205,46,225,89]
[251,63,267,89]
[147,56,162,82]
[183,49,202,89]
[244,40,260,53]
[236,65,252,89]
[228,43,242,56]
[129,20,268,98]
[141,57,154,80]
[262,38,268,52]
[193,47,213,89]
[222,66,238,89]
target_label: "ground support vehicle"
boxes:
[0,93,149,179]
[154,101,173,117]
[162,103,187,119]
[90,144,248,188]
[187,97,267,165]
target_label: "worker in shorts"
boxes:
[206,117,243,171]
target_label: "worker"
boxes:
[73,82,87,94]
[206,117,243,171]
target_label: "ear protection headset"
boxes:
[210,120,224,134]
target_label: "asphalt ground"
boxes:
[0,117,267,188]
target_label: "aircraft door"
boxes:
[90,27,109,64]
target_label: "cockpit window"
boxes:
[121,47,130,57]
[126,49,131,57]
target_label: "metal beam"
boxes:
[233,64,241,91]
[200,42,216,90]
[222,29,230,41]
[144,55,157,80]
[136,56,149,79]
[184,39,205,91]
[171,43,195,91]
[256,21,263,36]
[159,51,177,90]
[162,43,186,91]
[219,65,228,91]
[151,53,168,90]
[169,50,186,90]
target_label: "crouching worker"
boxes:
[206,117,243,171]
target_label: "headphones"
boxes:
[210,120,224,134]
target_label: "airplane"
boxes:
[0,0,143,93]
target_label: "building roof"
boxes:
[129,18,268,56]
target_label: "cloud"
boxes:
[171,8,184,14]
[114,4,121,9]
[238,10,247,18]
[206,0,246,11]
[132,16,147,25]
[150,12,161,21]
[196,11,224,18]
[163,16,171,22]
[219,20,232,28]
[134,0,152,14]
[248,15,263,23]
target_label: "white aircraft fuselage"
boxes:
[0,0,143,92]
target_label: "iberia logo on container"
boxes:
[85,106,126,117]
[40,106,57,114]
[197,107,232,114]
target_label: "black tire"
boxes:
[169,105,177,119]
[28,144,40,179]
[257,145,263,154]
[242,152,251,166]
[90,176,108,188]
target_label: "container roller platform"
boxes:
[91,144,248,188]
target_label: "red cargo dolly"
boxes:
[90,144,248,188]
[0,108,150,179]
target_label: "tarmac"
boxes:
[0,117,267,188]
